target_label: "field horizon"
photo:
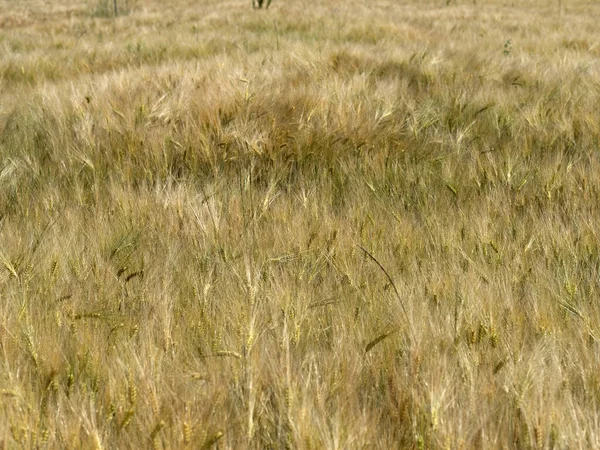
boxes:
[2,0,600,448]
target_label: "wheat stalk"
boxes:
[358,245,416,343]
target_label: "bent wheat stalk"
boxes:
[358,245,416,344]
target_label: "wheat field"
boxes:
[1,0,600,448]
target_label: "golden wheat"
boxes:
[1,0,600,448]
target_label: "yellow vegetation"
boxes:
[1,0,600,447]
